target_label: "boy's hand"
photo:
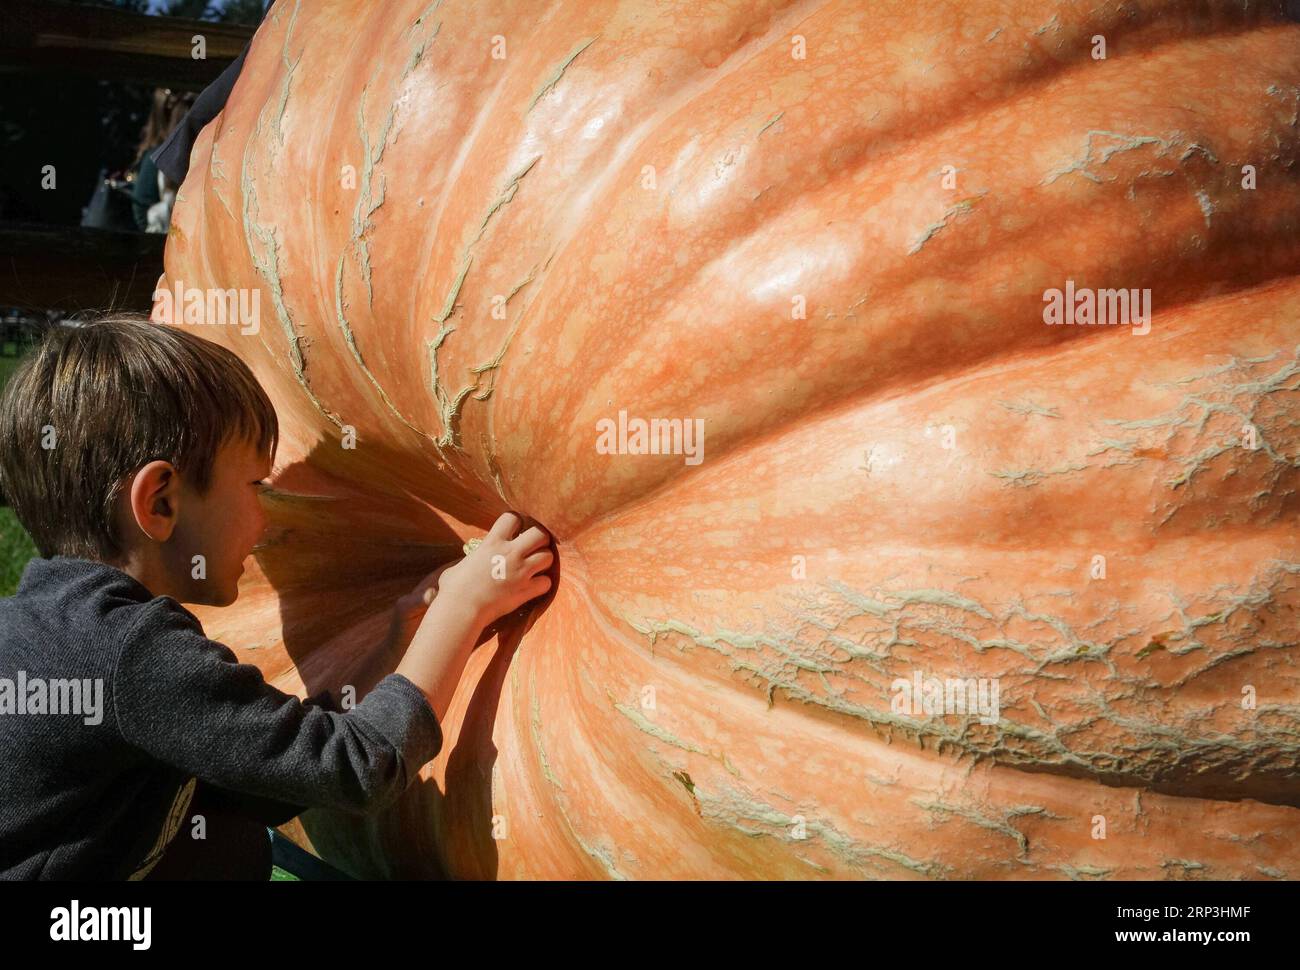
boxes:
[436,512,554,627]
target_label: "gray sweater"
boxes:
[0,556,443,879]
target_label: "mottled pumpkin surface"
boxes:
[157,0,1300,878]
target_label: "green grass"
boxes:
[0,347,37,596]
[0,507,36,598]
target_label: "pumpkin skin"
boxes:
[154,0,1300,879]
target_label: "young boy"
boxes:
[0,313,553,879]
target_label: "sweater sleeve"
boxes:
[112,599,443,815]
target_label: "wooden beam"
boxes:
[0,0,255,90]
[0,221,164,314]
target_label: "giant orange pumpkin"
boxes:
[154,0,1300,878]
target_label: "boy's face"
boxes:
[170,437,272,607]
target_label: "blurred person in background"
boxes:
[132,88,194,232]
[79,86,193,234]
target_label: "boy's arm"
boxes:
[197,684,342,826]
[112,599,444,816]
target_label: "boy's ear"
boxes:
[126,460,181,542]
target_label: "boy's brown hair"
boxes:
[0,312,278,562]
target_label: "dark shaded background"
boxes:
[0,0,264,227]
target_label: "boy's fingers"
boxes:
[521,549,553,575]
[487,511,523,542]
[510,578,551,611]
[512,525,552,555]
